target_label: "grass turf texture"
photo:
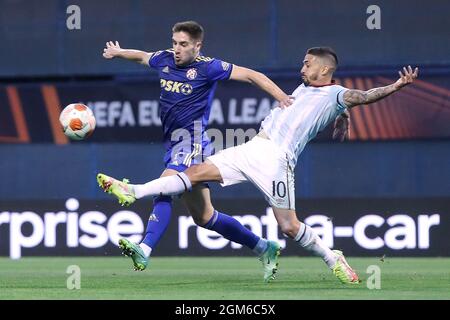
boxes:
[0,257,449,299]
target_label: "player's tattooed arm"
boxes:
[343,66,419,108]
[343,85,397,108]
[103,41,153,65]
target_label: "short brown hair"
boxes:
[172,21,204,41]
[307,47,338,66]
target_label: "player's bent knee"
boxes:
[185,162,221,184]
[279,223,298,238]
[184,164,206,184]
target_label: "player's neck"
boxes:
[308,78,335,87]
[178,59,195,67]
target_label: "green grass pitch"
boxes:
[0,257,449,300]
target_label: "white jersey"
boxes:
[261,83,348,167]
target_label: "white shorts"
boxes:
[207,136,295,210]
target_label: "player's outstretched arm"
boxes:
[343,66,419,108]
[229,65,293,108]
[103,41,153,65]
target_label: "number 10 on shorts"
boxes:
[272,181,287,198]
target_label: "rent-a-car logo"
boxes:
[0,199,441,259]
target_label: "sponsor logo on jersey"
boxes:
[160,79,193,95]
[181,83,193,95]
[160,79,193,96]
[186,68,197,80]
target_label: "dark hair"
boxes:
[306,47,338,65]
[172,21,204,41]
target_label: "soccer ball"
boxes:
[59,103,96,140]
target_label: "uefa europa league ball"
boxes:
[59,103,96,140]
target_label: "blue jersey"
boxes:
[148,49,233,170]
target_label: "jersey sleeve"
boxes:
[329,85,349,111]
[206,59,233,81]
[148,50,172,69]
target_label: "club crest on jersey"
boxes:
[186,68,197,80]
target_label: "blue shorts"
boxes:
[163,140,213,185]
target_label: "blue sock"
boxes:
[204,210,266,253]
[141,196,172,250]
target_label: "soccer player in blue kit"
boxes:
[101,21,294,282]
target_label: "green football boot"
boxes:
[331,250,361,284]
[97,173,136,206]
[118,238,148,271]
[259,241,281,283]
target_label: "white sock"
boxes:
[132,172,192,199]
[295,223,338,268]
[139,243,152,258]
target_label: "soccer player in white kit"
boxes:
[98,47,418,284]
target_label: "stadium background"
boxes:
[0,0,449,261]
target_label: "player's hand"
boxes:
[394,66,419,90]
[278,95,295,109]
[103,41,122,59]
[332,110,350,142]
